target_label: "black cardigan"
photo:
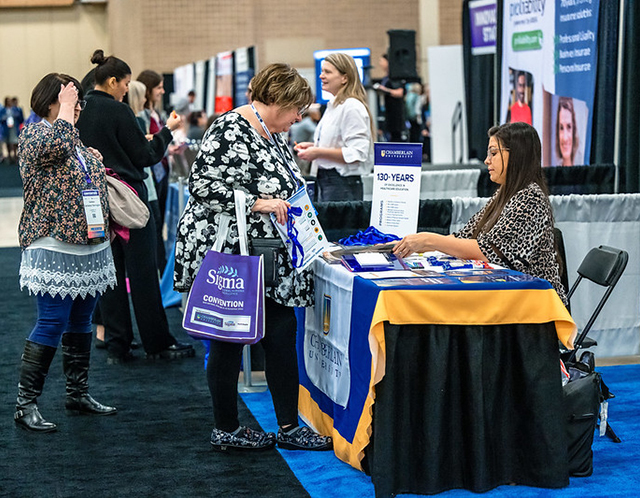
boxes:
[76,90,173,185]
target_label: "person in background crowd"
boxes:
[23,109,42,127]
[174,63,332,452]
[76,49,194,364]
[137,69,171,271]
[373,53,406,142]
[187,110,208,141]
[405,82,423,144]
[175,89,196,116]
[295,53,374,201]
[289,103,321,177]
[420,83,431,162]
[555,97,579,167]
[15,73,117,432]
[0,100,4,162]
[394,122,566,305]
[1,96,25,162]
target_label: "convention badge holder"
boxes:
[269,186,331,273]
[82,189,106,243]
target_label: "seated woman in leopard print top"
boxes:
[393,122,567,305]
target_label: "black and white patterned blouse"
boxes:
[173,111,314,307]
[453,182,567,304]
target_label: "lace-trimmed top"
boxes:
[20,238,116,299]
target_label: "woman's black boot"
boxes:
[62,333,117,415]
[14,340,58,432]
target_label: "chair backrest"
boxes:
[574,245,629,289]
[566,245,629,362]
[553,227,570,312]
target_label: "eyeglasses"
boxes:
[76,100,87,110]
[486,147,509,159]
[297,105,309,116]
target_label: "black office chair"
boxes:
[564,245,629,364]
[553,227,570,314]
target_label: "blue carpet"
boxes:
[242,364,640,497]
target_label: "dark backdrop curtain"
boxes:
[590,1,619,168]
[619,0,640,193]
[462,0,496,161]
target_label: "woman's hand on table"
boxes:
[252,198,291,225]
[393,232,436,258]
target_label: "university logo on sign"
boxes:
[322,294,331,335]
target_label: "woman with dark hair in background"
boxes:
[136,69,171,263]
[15,73,117,432]
[394,121,566,304]
[76,49,194,364]
[295,52,374,201]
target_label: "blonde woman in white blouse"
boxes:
[295,53,374,201]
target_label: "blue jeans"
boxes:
[28,293,99,348]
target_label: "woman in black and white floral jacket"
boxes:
[174,63,332,453]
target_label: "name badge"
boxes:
[82,189,106,240]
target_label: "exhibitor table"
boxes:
[297,260,576,497]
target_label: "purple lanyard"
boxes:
[75,147,93,185]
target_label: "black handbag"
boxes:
[250,237,285,287]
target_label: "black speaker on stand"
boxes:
[387,29,420,82]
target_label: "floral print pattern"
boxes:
[174,111,314,307]
[18,119,109,249]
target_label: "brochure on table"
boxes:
[369,143,423,237]
[270,187,330,272]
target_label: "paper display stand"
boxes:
[369,143,423,237]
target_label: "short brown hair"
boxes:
[250,63,312,110]
[30,73,83,119]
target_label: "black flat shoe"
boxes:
[97,339,139,350]
[107,350,137,365]
[146,342,195,360]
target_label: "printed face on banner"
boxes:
[500,0,599,166]
[543,93,588,167]
[506,68,533,126]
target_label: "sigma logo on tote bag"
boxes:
[182,191,265,344]
[182,250,265,344]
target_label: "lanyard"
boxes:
[250,104,300,189]
[75,147,93,185]
[41,120,92,184]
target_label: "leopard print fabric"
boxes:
[454,183,567,305]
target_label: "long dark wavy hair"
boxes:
[472,122,550,237]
